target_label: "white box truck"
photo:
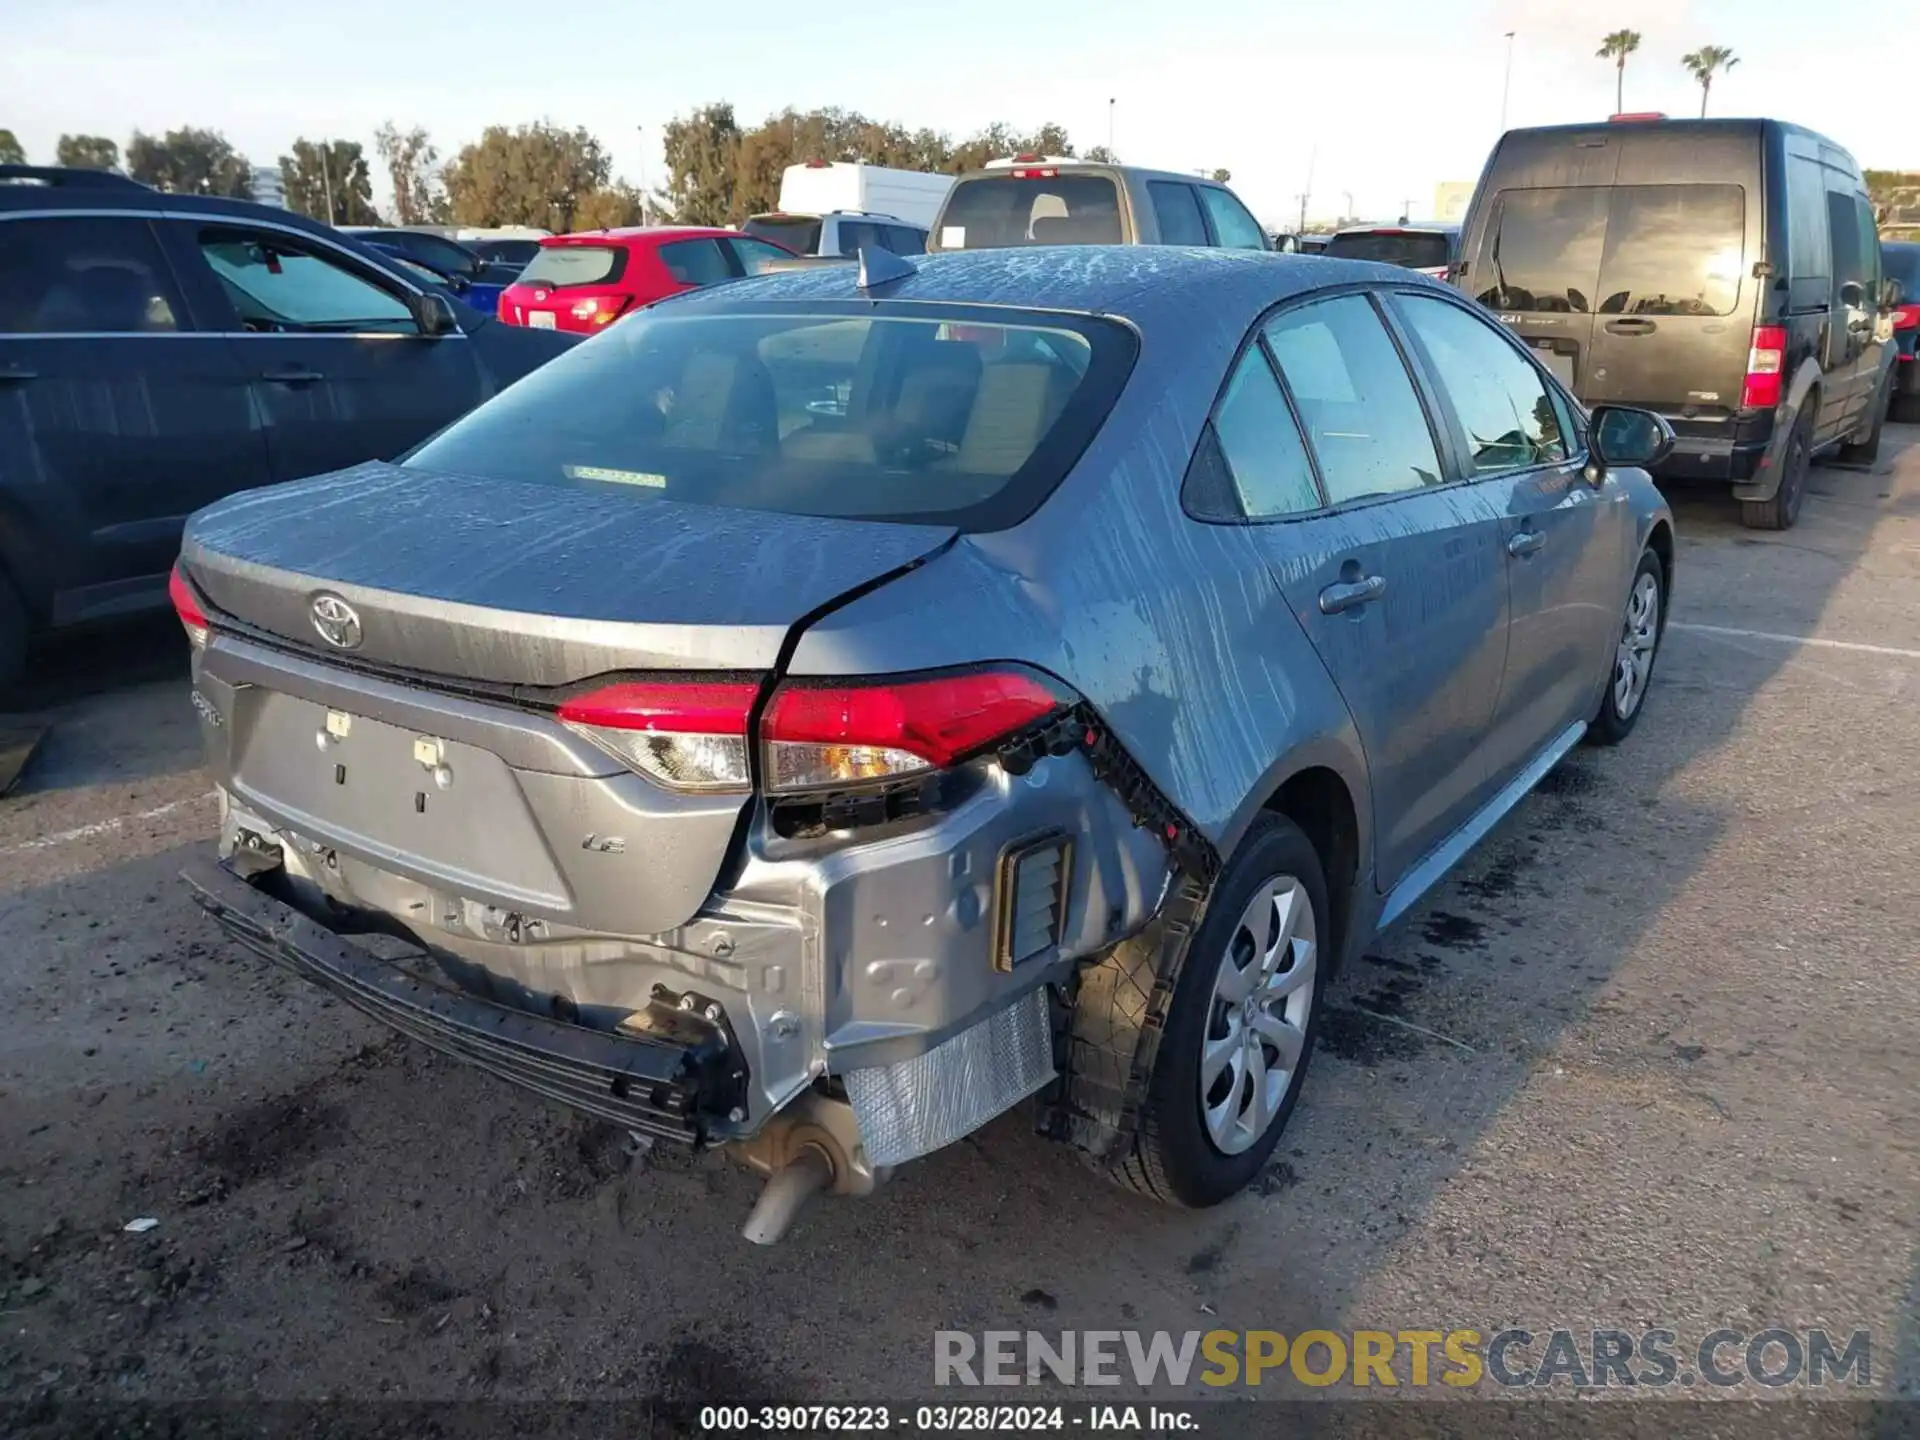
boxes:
[743,162,956,257]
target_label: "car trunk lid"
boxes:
[181,460,956,937]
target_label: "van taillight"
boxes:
[1011,168,1058,179]
[1741,325,1787,409]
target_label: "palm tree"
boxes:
[1596,30,1642,115]
[1682,46,1740,117]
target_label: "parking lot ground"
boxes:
[2,432,1918,1418]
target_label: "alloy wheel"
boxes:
[1200,875,1317,1155]
[1613,569,1662,720]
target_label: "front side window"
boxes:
[1394,294,1566,472]
[405,305,1137,531]
[1197,187,1268,249]
[658,238,732,287]
[1210,347,1322,517]
[198,228,413,333]
[0,216,183,333]
[1262,294,1442,504]
[1148,181,1210,246]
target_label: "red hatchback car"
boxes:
[497,226,795,334]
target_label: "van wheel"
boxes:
[1117,814,1329,1208]
[1586,548,1664,746]
[1739,408,1812,531]
[0,570,26,692]
[1840,374,1888,465]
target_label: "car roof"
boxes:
[1333,222,1460,237]
[951,162,1237,187]
[664,244,1430,329]
[0,169,342,239]
[544,225,740,247]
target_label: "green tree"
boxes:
[1596,29,1642,115]
[441,122,613,231]
[658,103,744,225]
[0,129,25,165]
[55,134,119,170]
[1682,45,1739,118]
[1083,145,1116,164]
[572,184,647,231]
[1210,168,1232,183]
[126,127,251,196]
[280,138,378,225]
[374,122,448,225]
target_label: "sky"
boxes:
[3,0,1913,229]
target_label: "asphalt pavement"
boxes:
[2,430,1917,1424]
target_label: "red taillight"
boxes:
[1609,112,1667,122]
[1741,325,1787,410]
[1011,168,1058,179]
[568,294,633,326]
[1894,304,1920,333]
[169,566,209,649]
[761,668,1068,793]
[557,680,757,792]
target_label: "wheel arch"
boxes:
[1248,746,1370,979]
[1735,364,1821,503]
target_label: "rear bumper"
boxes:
[1654,433,1766,483]
[181,854,742,1144]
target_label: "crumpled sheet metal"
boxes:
[844,987,1055,1166]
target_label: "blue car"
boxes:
[177,246,1676,1239]
[343,228,509,315]
[360,240,503,316]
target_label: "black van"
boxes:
[1452,118,1901,529]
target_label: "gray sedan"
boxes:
[173,246,1676,1241]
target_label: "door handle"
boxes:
[1506,529,1547,557]
[0,365,38,383]
[1604,318,1656,335]
[261,367,325,385]
[1318,574,1387,615]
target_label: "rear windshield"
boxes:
[1324,231,1453,269]
[1473,184,1745,316]
[405,306,1138,531]
[517,245,625,288]
[744,216,824,255]
[938,175,1122,249]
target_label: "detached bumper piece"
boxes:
[180,856,743,1144]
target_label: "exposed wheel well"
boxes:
[1264,767,1359,975]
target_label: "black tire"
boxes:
[1117,813,1330,1207]
[1586,548,1665,747]
[1739,407,1812,531]
[1839,373,1888,464]
[0,570,26,694]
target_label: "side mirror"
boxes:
[411,291,459,338]
[1883,277,1905,310]
[1585,405,1674,483]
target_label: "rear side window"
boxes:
[398,232,479,278]
[1262,295,1442,504]
[1148,181,1210,246]
[1596,185,1744,316]
[475,238,541,267]
[1197,188,1269,250]
[1209,347,1322,517]
[0,216,183,333]
[1395,294,1567,472]
[725,237,794,275]
[938,175,1122,248]
[1883,244,1920,293]
[1327,230,1453,270]
[743,216,824,255]
[1786,157,1833,295]
[198,228,414,333]
[518,245,626,288]
[404,306,1138,531]
[658,238,732,287]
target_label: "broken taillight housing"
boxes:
[169,565,209,649]
[761,667,1071,793]
[557,680,758,792]
[555,666,1074,798]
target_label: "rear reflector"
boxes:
[558,680,757,792]
[1741,324,1787,410]
[761,667,1070,793]
[169,566,209,649]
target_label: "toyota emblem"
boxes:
[310,593,363,650]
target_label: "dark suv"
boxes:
[927,160,1271,252]
[1453,118,1900,529]
[0,167,576,683]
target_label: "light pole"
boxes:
[636,126,652,225]
[1342,190,1354,223]
[319,141,335,225]
[1500,30,1516,134]
[1297,144,1317,233]
[1107,98,1115,159]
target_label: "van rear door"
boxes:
[1463,186,1613,394]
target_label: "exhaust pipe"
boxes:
[741,1145,834,1245]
